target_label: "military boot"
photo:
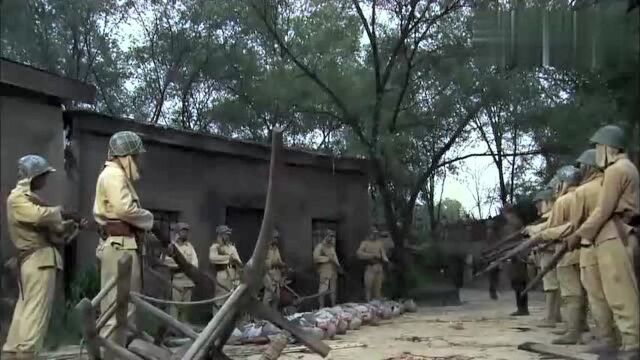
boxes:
[536,291,558,328]
[552,296,583,345]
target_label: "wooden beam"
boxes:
[76,298,101,360]
[91,276,117,308]
[517,342,596,360]
[110,254,133,360]
[129,294,198,340]
[96,302,118,331]
[97,336,145,360]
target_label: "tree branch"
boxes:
[435,149,546,170]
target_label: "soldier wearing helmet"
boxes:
[529,165,587,344]
[262,228,286,309]
[209,225,242,311]
[162,222,198,322]
[357,225,389,302]
[564,125,639,356]
[2,155,78,359]
[313,229,341,307]
[92,131,154,340]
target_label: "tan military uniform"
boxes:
[93,161,154,340]
[313,242,340,307]
[357,238,389,301]
[263,245,284,307]
[575,154,639,350]
[528,212,558,291]
[209,242,242,309]
[570,172,617,344]
[163,239,198,321]
[2,180,66,357]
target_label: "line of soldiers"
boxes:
[512,125,639,358]
[1,131,394,359]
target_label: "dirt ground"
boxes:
[41,288,602,360]
[240,289,598,360]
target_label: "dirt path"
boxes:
[242,289,597,360]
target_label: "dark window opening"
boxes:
[225,207,264,261]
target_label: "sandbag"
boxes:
[349,316,362,330]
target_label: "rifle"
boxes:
[481,230,523,257]
[520,242,569,296]
[474,236,541,278]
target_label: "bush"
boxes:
[45,266,100,350]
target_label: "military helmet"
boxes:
[273,229,280,238]
[589,125,625,149]
[576,149,597,167]
[556,165,581,186]
[108,131,146,157]
[17,155,56,180]
[216,225,232,235]
[533,188,553,202]
[546,175,560,190]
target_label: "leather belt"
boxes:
[103,220,134,237]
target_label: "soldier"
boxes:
[93,131,154,341]
[564,125,639,357]
[2,155,78,359]
[263,229,285,309]
[485,219,501,300]
[162,222,198,322]
[568,149,617,353]
[523,188,561,328]
[530,165,586,345]
[357,226,389,302]
[313,229,341,308]
[209,225,242,311]
[498,205,528,316]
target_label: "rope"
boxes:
[131,292,231,306]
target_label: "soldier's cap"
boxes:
[546,175,560,190]
[176,222,190,231]
[18,155,56,181]
[325,229,336,237]
[273,229,280,238]
[575,149,597,167]
[216,225,232,235]
[589,124,625,149]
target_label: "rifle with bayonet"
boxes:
[475,236,542,278]
[520,242,569,296]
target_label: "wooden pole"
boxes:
[77,298,101,360]
[97,336,145,360]
[110,254,133,360]
[91,276,117,308]
[96,302,118,331]
[129,294,198,339]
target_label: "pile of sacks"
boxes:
[231,299,417,344]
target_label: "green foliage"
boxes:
[45,266,100,349]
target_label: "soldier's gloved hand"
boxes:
[565,233,581,251]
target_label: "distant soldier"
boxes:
[500,205,527,316]
[357,226,389,301]
[2,155,79,359]
[313,229,341,308]
[162,222,198,322]
[93,131,154,341]
[485,219,501,300]
[263,229,285,309]
[209,225,242,311]
[523,188,560,328]
[564,125,639,356]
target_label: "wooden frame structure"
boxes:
[75,130,331,360]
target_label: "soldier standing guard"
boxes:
[263,229,285,309]
[313,229,341,308]
[357,226,389,301]
[209,225,242,311]
[93,131,154,341]
[162,222,198,322]
[2,155,79,360]
[564,125,639,358]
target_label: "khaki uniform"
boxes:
[93,161,154,340]
[357,238,389,301]
[571,173,617,344]
[313,242,340,307]
[209,242,242,309]
[263,245,284,308]
[575,154,640,350]
[2,180,65,357]
[163,239,198,321]
[528,212,558,291]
